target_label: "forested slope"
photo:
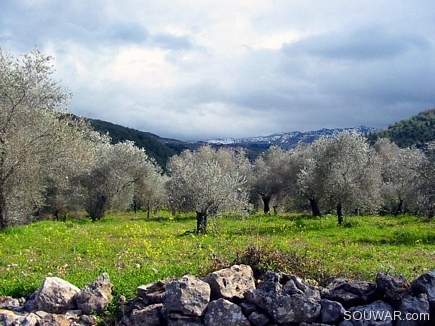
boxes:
[88,118,188,168]
[368,109,435,147]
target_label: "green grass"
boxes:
[1,211,434,301]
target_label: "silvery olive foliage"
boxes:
[414,141,435,217]
[374,138,424,215]
[75,140,158,221]
[297,131,382,223]
[251,146,297,213]
[0,49,95,227]
[166,145,251,233]
[132,157,167,217]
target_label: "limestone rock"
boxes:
[35,277,80,313]
[119,303,163,326]
[347,300,393,326]
[75,272,113,315]
[322,278,377,308]
[163,275,210,317]
[244,271,321,324]
[411,270,435,304]
[205,264,256,300]
[320,299,345,324]
[137,279,167,304]
[204,298,250,326]
[38,313,71,326]
[166,313,203,326]
[248,310,269,326]
[376,273,412,301]
[396,293,430,326]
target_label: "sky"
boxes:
[1,1,435,141]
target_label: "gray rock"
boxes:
[244,272,321,324]
[0,309,27,326]
[322,278,377,308]
[411,270,435,304]
[376,273,411,301]
[240,301,257,315]
[137,280,167,304]
[281,273,321,300]
[35,277,80,313]
[163,275,210,317]
[205,264,256,300]
[119,303,163,326]
[75,272,113,315]
[248,311,269,326]
[396,293,430,326]
[166,313,204,326]
[204,298,250,326]
[38,313,71,326]
[321,298,345,324]
[346,300,394,326]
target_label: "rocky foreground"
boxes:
[0,264,433,325]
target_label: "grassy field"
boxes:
[1,211,435,302]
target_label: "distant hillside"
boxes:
[206,126,377,158]
[88,118,189,168]
[368,109,435,147]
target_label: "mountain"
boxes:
[367,109,435,148]
[205,126,378,149]
[88,118,190,168]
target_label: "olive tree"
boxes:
[132,159,168,217]
[300,131,381,224]
[295,143,326,216]
[0,49,94,227]
[166,145,250,234]
[413,142,435,218]
[251,146,297,214]
[374,138,424,215]
[76,140,156,220]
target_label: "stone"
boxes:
[346,300,394,326]
[166,313,203,326]
[0,296,21,310]
[248,311,270,326]
[79,314,98,325]
[239,301,257,315]
[320,299,345,324]
[38,313,71,326]
[205,264,256,300]
[0,309,27,326]
[75,272,113,315]
[119,303,163,326]
[281,273,321,300]
[204,298,250,326]
[35,277,80,313]
[396,293,430,326]
[411,270,435,304]
[376,272,412,301]
[163,275,210,317]
[137,280,167,304]
[322,278,377,308]
[244,271,321,324]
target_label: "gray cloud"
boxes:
[2,1,435,140]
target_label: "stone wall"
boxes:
[0,265,433,325]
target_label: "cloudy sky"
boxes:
[1,1,434,141]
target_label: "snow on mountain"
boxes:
[205,126,377,149]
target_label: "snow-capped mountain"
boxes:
[205,126,378,149]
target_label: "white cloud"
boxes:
[2,0,435,140]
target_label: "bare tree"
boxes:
[166,145,250,234]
